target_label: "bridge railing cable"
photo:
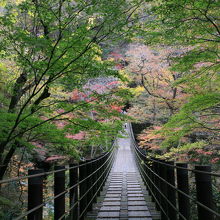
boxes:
[128,123,220,220]
[0,142,117,220]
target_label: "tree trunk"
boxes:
[31,85,51,113]
[0,139,22,180]
[8,72,27,113]
[0,141,7,177]
[0,142,17,180]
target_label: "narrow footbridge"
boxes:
[1,124,220,220]
[87,126,159,220]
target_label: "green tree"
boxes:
[141,0,220,147]
[0,0,140,179]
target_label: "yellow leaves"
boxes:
[0,0,6,7]
[0,60,20,85]
[0,62,7,72]
[86,17,95,30]
[91,44,102,54]
[118,69,130,82]
[107,57,114,62]
[88,17,95,25]
[50,86,69,99]
[12,8,18,15]
[15,0,25,4]
[130,86,145,96]
[156,141,207,162]
[92,55,102,61]
[23,30,31,35]
[28,11,34,17]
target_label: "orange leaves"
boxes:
[71,89,87,102]
[115,63,124,70]
[109,51,124,60]
[137,126,163,150]
[71,89,80,101]
[110,105,122,113]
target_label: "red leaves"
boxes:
[115,63,124,70]
[54,121,68,129]
[71,89,87,102]
[137,126,163,150]
[110,105,122,112]
[210,158,220,164]
[109,52,124,60]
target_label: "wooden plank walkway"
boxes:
[86,127,160,220]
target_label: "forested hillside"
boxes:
[0,0,136,180]
[125,0,220,165]
[0,0,219,218]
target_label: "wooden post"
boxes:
[69,163,79,220]
[104,153,109,184]
[166,161,177,220]
[195,165,214,220]
[105,153,109,180]
[100,155,105,188]
[150,159,155,203]
[86,160,93,211]
[141,153,146,179]
[158,160,168,220]
[152,159,160,210]
[79,161,87,220]
[176,163,190,220]
[93,159,98,203]
[28,169,44,220]
[97,156,103,196]
[144,158,150,190]
[54,166,65,220]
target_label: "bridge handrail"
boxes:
[128,123,220,177]
[1,140,117,220]
[0,142,116,185]
[14,146,114,220]
[128,122,220,220]
[133,141,220,218]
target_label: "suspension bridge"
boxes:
[0,124,219,220]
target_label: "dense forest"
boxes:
[0,0,219,219]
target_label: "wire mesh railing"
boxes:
[128,123,220,220]
[0,143,117,220]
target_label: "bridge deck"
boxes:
[87,127,159,220]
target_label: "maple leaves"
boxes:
[43,77,128,158]
[110,105,122,113]
[108,51,127,70]
[125,43,188,120]
[137,126,163,151]
[0,0,142,181]
[71,89,87,102]
[125,42,220,164]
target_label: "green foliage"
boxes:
[157,141,207,160]
[173,141,207,152]
[0,112,77,155]
[137,0,220,153]
[158,93,220,147]
[0,0,140,177]
[171,49,218,73]
[144,0,220,45]
[167,93,220,123]
[0,195,13,207]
